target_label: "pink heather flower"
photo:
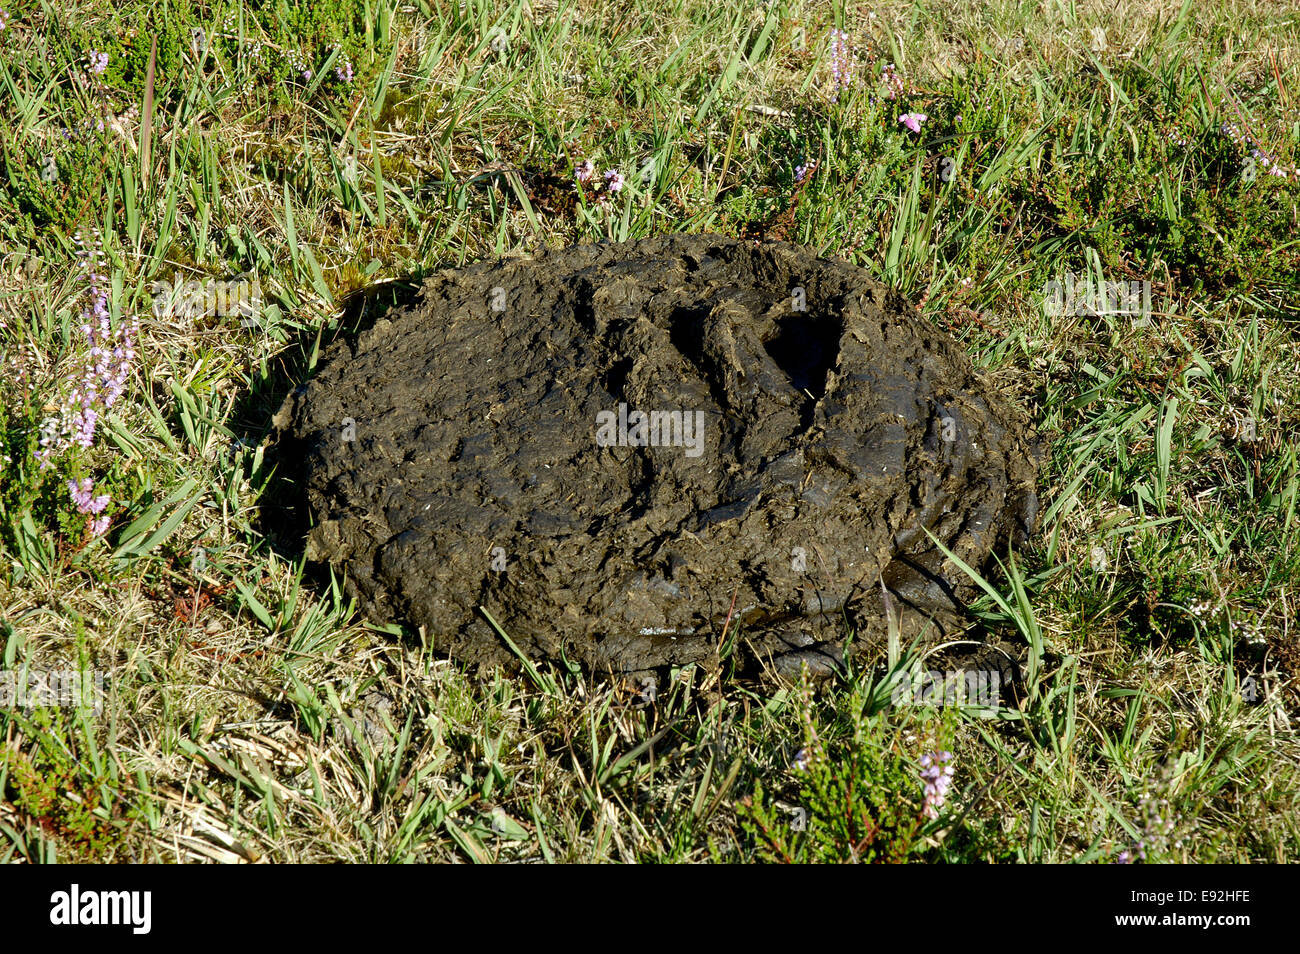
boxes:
[574,159,595,183]
[87,50,109,74]
[794,159,818,184]
[880,62,904,100]
[335,57,353,83]
[89,515,111,537]
[603,168,624,193]
[828,29,854,102]
[0,10,9,31]
[68,478,109,515]
[37,231,138,468]
[899,112,928,133]
[1119,792,1181,862]
[69,405,98,448]
[919,750,954,820]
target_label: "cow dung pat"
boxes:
[276,233,1041,678]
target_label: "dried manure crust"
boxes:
[277,234,1041,678]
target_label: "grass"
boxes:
[0,0,1298,862]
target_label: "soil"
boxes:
[274,233,1042,679]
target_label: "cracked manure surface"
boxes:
[276,234,1042,678]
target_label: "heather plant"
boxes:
[0,702,130,861]
[568,157,635,237]
[739,675,959,863]
[1115,765,1192,864]
[210,1,374,106]
[2,121,107,235]
[36,233,135,463]
[826,28,854,103]
[1,231,136,550]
